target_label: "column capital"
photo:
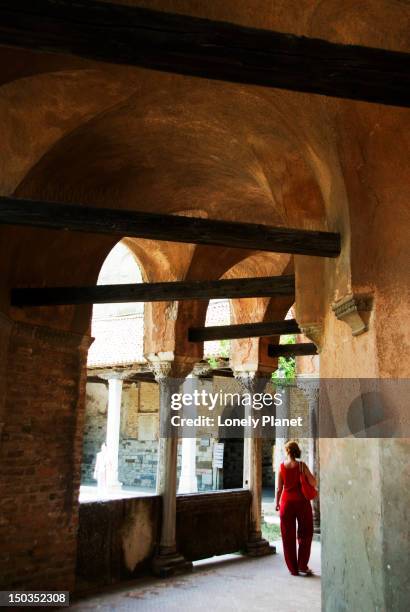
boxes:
[296,377,320,404]
[149,360,172,382]
[233,370,269,394]
[233,370,257,393]
[191,360,212,377]
[98,369,129,382]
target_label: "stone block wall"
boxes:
[119,439,158,489]
[82,379,223,491]
[195,436,214,490]
[0,319,89,592]
[81,381,160,488]
[262,439,275,487]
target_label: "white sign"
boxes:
[212,442,224,469]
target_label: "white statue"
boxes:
[93,443,108,492]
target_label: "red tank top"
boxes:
[280,462,304,501]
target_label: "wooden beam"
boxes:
[0,197,340,257]
[204,369,234,379]
[0,1,408,107]
[189,319,300,342]
[267,343,317,358]
[127,372,157,384]
[11,275,295,307]
[86,376,108,386]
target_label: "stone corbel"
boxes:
[332,294,373,336]
[299,322,323,352]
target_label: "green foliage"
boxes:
[207,339,230,368]
[219,339,230,358]
[208,356,218,368]
[271,333,296,384]
[261,520,282,542]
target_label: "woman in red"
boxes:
[275,440,317,576]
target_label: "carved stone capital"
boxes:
[97,368,130,382]
[299,323,323,352]
[192,360,212,377]
[233,370,257,393]
[297,377,320,405]
[149,360,172,382]
[332,294,372,336]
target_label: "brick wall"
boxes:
[0,319,90,591]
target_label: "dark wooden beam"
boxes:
[11,275,295,307]
[86,376,108,386]
[267,343,317,358]
[0,196,341,257]
[127,372,157,384]
[189,319,300,342]
[87,371,157,384]
[0,1,408,107]
[205,369,234,379]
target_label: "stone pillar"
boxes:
[105,376,123,490]
[274,383,290,490]
[178,361,211,494]
[150,361,192,576]
[178,375,198,493]
[298,378,320,534]
[178,436,197,493]
[235,371,275,556]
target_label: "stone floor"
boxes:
[71,541,321,611]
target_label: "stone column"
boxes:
[178,375,198,493]
[298,377,320,534]
[105,376,124,490]
[178,361,212,494]
[235,371,275,556]
[150,361,192,576]
[274,383,290,489]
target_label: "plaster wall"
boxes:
[320,303,409,610]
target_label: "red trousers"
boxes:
[280,496,313,574]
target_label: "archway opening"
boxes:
[203,298,231,364]
[79,241,160,501]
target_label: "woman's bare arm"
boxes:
[302,462,317,488]
[275,471,283,510]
